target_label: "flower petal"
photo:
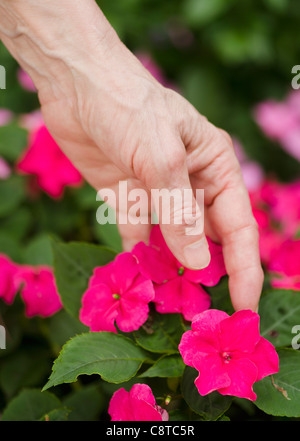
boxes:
[108,384,168,421]
[91,261,116,290]
[219,310,261,353]
[131,400,166,421]
[154,278,183,315]
[126,275,155,303]
[112,252,141,293]
[116,296,150,332]
[249,337,279,381]
[130,384,156,406]
[218,357,258,401]
[79,284,118,332]
[184,238,226,286]
[180,279,211,322]
[149,225,176,264]
[108,388,132,421]
[17,265,62,318]
[179,330,218,367]
[193,353,231,396]
[191,309,229,334]
[0,254,20,304]
[133,241,177,284]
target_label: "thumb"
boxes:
[146,142,211,270]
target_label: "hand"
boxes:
[0,0,263,312]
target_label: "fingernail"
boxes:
[184,238,211,270]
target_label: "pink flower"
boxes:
[281,90,300,161]
[179,309,279,401]
[254,100,299,140]
[17,124,82,198]
[18,110,44,132]
[132,225,226,321]
[268,180,300,237]
[249,179,300,265]
[79,252,155,333]
[240,161,265,193]
[268,239,300,290]
[17,68,36,92]
[257,228,284,266]
[108,384,169,421]
[254,92,300,162]
[0,157,11,180]
[17,265,63,318]
[0,254,20,305]
[255,179,300,238]
[251,204,283,265]
[137,53,166,85]
[287,90,300,118]
[280,127,300,162]
[0,108,13,127]
[233,138,264,192]
[136,52,177,90]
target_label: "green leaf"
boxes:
[1,389,61,421]
[0,124,28,161]
[24,233,53,266]
[0,175,25,218]
[0,297,24,357]
[140,355,185,378]
[133,312,185,354]
[0,231,23,262]
[32,196,82,236]
[168,410,192,421]
[259,290,300,347]
[208,276,234,314]
[182,0,235,27]
[51,239,116,318]
[63,383,104,421]
[43,332,148,390]
[254,349,300,417]
[182,366,232,421]
[217,414,230,421]
[210,24,273,64]
[45,309,88,349]
[93,218,123,253]
[0,348,51,399]
[39,407,71,421]
[0,207,31,242]
[264,0,289,12]
[73,182,99,210]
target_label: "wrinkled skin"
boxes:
[0,0,263,311]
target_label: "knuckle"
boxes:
[149,144,186,179]
[219,128,234,148]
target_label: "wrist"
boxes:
[0,0,120,102]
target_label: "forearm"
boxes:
[0,0,120,101]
